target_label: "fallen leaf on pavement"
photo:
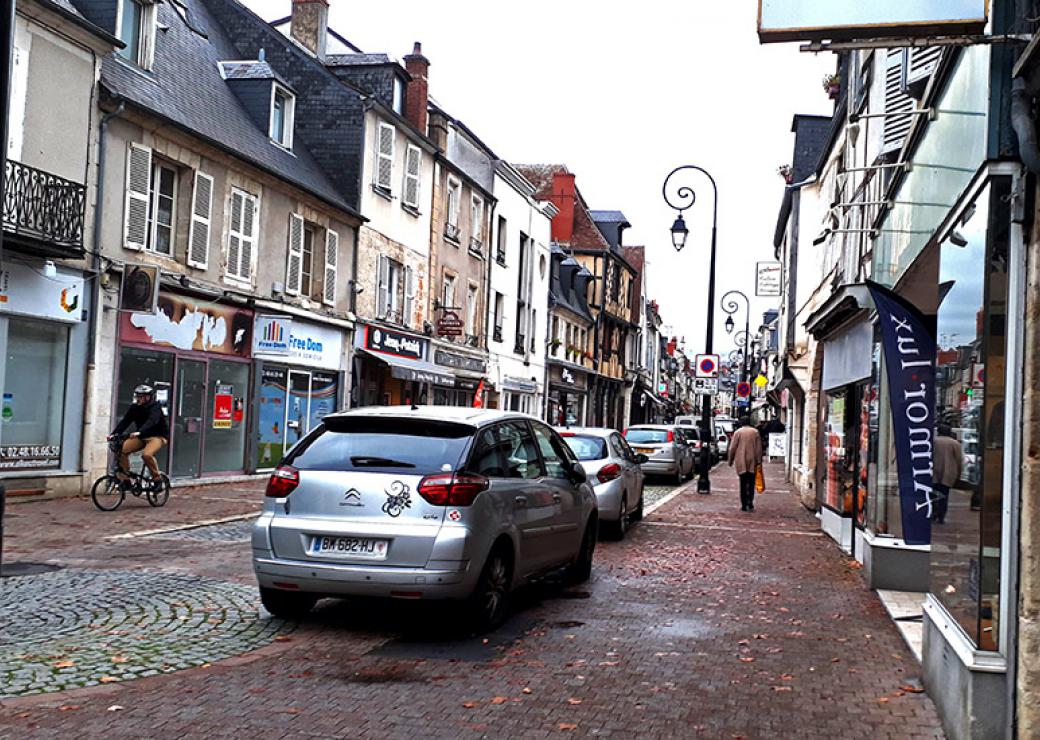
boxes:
[522,688,533,694]
[490,697,508,705]
[111,656,129,664]
[558,723,578,731]
[53,660,75,668]
[771,686,792,692]
[899,684,926,694]
[273,636,292,643]
[99,677,119,684]
[106,705,124,712]
[462,701,479,708]
[58,706,81,712]
[739,657,755,663]
[567,698,582,705]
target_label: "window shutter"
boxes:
[404,265,415,324]
[448,183,460,228]
[403,144,421,208]
[377,254,389,318]
[285,213,304,295]
[187,171,213,268]
[323,229,339,306]
[123,143,152,251]
[376,123,395,191]
[882,49,914,154]
[227,190,243,278]
[471,197,483,244]
[239,193,257,280]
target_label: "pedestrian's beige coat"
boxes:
[933,435,963,487]
[728,426,763,475]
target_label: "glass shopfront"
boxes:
[117,292,253,478]
[930,176,1010,650]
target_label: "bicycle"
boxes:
[91,435,170,511]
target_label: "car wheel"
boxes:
[609,495,628,540]
[259,587,317,620]
[674,466,684,486]
[633,485,645,522]
[466,545,512,633]
[565,518,597,585]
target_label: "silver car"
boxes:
[558,427,647,540]
[252,407,598,631]
[624,424,694,484]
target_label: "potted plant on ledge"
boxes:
[823,73,841,100]
[777,164,793,185]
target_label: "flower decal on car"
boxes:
[382,480,412,517]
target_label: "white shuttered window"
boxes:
[377,254,390,319]
[882,49,915,154]
[403,265,415,326]
[123,143,152,251]
[226,188,258,281]
[187,171,213,268]
[403,144,421,209]
[323,229,339,306]
[285,213,304,295]
[376,122,395,192]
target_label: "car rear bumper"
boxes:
[642,460,680,475]
[253,551,478,599]
[592,478,625,521]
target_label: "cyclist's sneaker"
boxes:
[151,478,165,492]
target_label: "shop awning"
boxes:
[642,390,666,407]
[805,283,872,340]
[357,349,455,387]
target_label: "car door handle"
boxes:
[552,493,562,503]
[514,497,527,508]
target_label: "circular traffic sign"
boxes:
[699,357,716,375]
[736,381,752,398]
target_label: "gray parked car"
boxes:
[252,407,598,631]
[558,427,647,540]
[624,424,695,484]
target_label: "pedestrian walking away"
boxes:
[932,423,964,524]
[728,415,763,511]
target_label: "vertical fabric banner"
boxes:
[867,281,936,545]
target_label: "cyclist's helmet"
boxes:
[133,384,154,398]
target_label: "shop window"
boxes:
[1,319,69,470]
[115,347,173,472]
[930,176,1010,650]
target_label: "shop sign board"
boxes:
[0,262,84,323]
[758,0,988,43]
[768,433,787,458]
[695,354,719,378]
[502,376,538,394]
[255,315,291,355]
[254,315,343,370]
[122,291,253,357]
[435,349,487,374]
[436,311,464,337]
[364,325,425,360]
[755,261,782,297]
[868,280,935,546]
[693,378,719,396]
[0,443,61,470]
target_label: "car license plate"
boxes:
[311,536,388,560]
[635,447,654,455]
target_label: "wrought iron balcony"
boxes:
[3,160,86,253]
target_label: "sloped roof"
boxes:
[326,53,395,67]
[623,245,645,310]
[515,163,611,250]
[100,0,356,216]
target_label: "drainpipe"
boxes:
[80,101,124,483]
[483,198,497,409]
[1011,77,1040,175]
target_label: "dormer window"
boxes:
[393,77,405,115]
[270,85,295,149]
[117,0,156,70]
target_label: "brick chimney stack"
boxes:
[290,0,328,61]
[550,171,576,243]
[403,42,429,135]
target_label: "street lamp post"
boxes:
[722,290,751,385]
[662,165,718,494]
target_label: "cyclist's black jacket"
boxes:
[113,400,169,439]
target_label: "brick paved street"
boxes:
[0,464,943,739]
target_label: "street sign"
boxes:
[755,261,782,297]
[754,374,769,388]
[436,310,464,337]
[695,354,719,378]
[693,378,719,396]
[736,381,752,398]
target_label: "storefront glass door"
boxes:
[171,359,206,478]
[286,370,312,447]
[202,360,249,474]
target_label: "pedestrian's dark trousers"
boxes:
[739,472,756,508]
[933,483,951,523]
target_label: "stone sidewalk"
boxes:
[0,464,944,739]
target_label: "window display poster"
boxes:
[308,372,338,431]
[213,384,234,429]
[257,367,287,469]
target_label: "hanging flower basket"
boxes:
[823,73,841,100]
[777,164,793,185]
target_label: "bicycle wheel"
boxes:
[91,475,125,511]
[146,472,170,507]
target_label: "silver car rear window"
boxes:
[561,435,608,461]
[625,429,669,443]
[284,417,473,474]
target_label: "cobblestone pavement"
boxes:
[0,464,944,739]
[0,569,290,698]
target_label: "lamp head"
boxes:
[670,214,688,251]
[725,315,734,334]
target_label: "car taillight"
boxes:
[622,428,628,436]
[597,463,622,484]
[560,432,575,437]
[417,473,490,506]
[265,465,299,497]
[667,430,674,442]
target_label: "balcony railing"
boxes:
[3,160,86,252]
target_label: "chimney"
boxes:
[549,171,576,243]
[403,42,429,134]
[290,0,328,60]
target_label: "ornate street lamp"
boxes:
[662,164,718,494]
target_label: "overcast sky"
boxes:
[246,0,835,360]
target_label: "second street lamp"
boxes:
[662,164,718,494]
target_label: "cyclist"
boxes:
[108,384,169,489]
